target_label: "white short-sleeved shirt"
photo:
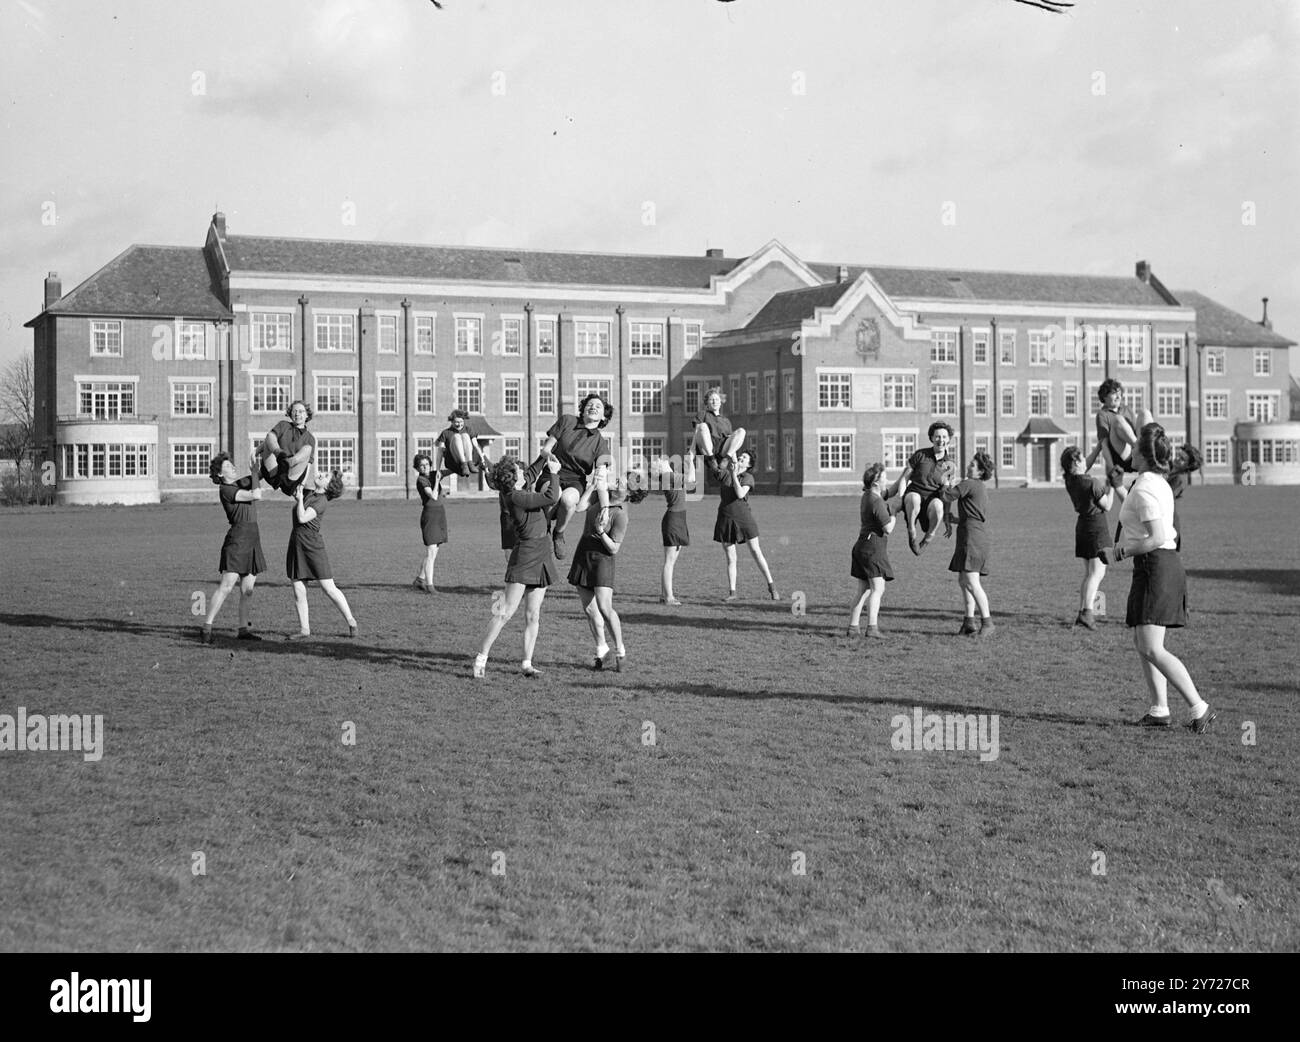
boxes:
[1118,472,1177,552]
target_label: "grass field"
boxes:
[1,483,1297,952]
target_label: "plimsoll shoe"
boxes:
[1185,707,1217,735]
[1134,712,1172,728]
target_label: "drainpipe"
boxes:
[298,295,309,400]
[616,305,625,456]
[401,298,411,500]
[524,302,534,454]
[990,317,1000,490]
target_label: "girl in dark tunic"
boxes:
[256,400,316,495]
[943,451,995,637]
[473,454,562,679]
[287,468,357,639]
[713,450,779,602]
[569,475,634,671]
[692,386,746,478]
[847,462,897,639]
[1062,445,1115,630]
[1166,444,1202,553]
[538,394,612,561]
[200,453,267,644]
[412,454,446,593]
[898,421,956,555]
[657,455,695,605]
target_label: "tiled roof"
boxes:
[223,235,746,289]
[1174,291,1295,349]
[1018,418,1071,439]
[865,265,1172,307]
[744,281,858,330]
[34,246,230,321]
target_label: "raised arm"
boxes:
[510,468,561,510]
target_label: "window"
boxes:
[378,314,398,354]
[630,379,664,415]
[1157,385,1183,418]
[172,381,212,417]
[415,436,436,460]
[1028,383,1050,417]
[764,373,776,412]
[1205,348,1225,375]
[537,377,556,415]
[783,431,797,472]
[1000,385,1016,418]
[1246,393,1278,423]
[1156,334,1182,367]
[684,379,702,416]
[171,441,213,478]
[1085,328,1103,367]
[178,323,206,360]
[882,373,915,410]
[1115,328,1145,368]
[1061,327,1080,366]
[930,381,958,417]
[972,330,989,366]
[316,375,356,413]
[63,442,151,480]
[1126,386,1146,416]
[974,434,991,458]
[499,318,522,357]
[315,313,355,353]
[746,375,758,415]
[415,377,435,415]
[1254,349,1272,376]
[1088,382,1102,415]
[316,438,356,476]
[1203,391,1228,420]
[502,377,521,415]
[1204,439,1228,466]
[818,434,853,472]
[628,436,665,474]
[575,321,610,357]
[252,374,293,414]
[536,318,556,356]
[683,322,703,360]
[455,316,482,355]
[629,321,663,358]
[783,371,795,411]
[1001,437,1016,470]
[90,320,123,357]
[415,315,435,355]
[77,380,136,420]
[456,376,483,414]
[252,312,292,352]
[729,376,741,413]
[1063,384,1079,419]
[379,437,398,477]
[765,431,777,472]
[503,436,522,458]
[931,330,957,364]
[973,382,990,418]
[882,433,915,470]
[998,329,1016,365]
[1029,331,1050,366]
[818,372,852,410]
[575,378,612,404]
[378,375,399,415]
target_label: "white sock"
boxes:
[1147,705,1170,718]
[474,653,487,666]
[616,646,626,657]
[595,643,609,659]
[521,659,532,670]
[1187,700,1208,720]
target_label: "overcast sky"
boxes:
[2,0,1296,374]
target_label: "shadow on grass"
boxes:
[1185,569,1300,597]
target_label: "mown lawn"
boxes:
[0,483,1296,951]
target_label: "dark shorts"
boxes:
[261,453,308,496]
[420,501,448,546]
[219,522,266,576]
[505,535,558,587]
[1075,514,1113,560]
[661,511,690,548]
[948,525,989,576]
[558,469,588,495]
[1126,548,1188,628]
[850,537,893,582]
[568,549,615,590]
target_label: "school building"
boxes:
[26,213,1297,504]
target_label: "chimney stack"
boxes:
[1260,297,1272,330]
[1135,260,1151,283]
[44,271,61,308]
[705,248,724,259]
[213,211,227,239]
[837,265,850,284]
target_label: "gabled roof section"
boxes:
[744,281,858,331]
[223,235,748,289]
[30,246,230,324]
[1174,291,1296,349]
[867,265,1172,308]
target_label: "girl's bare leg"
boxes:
[318,578,356,628]
[292,580,311,634]
[662,546,680,601]
[849,579,871,629]
[522,587,547,665]
[204,573,240,627]
[746,538,775,585]
[594,586,623,654]
[866,577,885,627]
[479,583,524,657]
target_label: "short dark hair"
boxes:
[577,394,613,429]
[489,456,521,492]
[1060,445,1084,476]
[447,408,470,424]
[324,469,346,500]
[1138,422,1174,474]
[971,451,994,481]
[412,453,432,470]
[862,462,886,490]
[208,452,230,485]
[285,400,314,422]
[1098,379,1123,401]
[1177,444,1203,474]
[927,421,954,441]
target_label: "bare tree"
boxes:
[0,352,38,503]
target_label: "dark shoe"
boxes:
[958,617,978,636]
[413,578,427,592]
[976,618,996,638]
[1075,610,1096,630]
[846,626,862,639]
[347,623,358,638]
[199,626,214,645]
[1185,707,1217,735]
[723,591,738,603]
[522,665,542,678]
[603,650,623,673]
[286,632,312,642]
[865,626,883,639]
[237,627,262,642]
[768,583,781,601]
[1134,712,1172,728]
[552,531,567,560]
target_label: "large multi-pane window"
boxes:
[1001,437,1016,470]
[729,376,741,413]
[78,380,136,420]
[1126,386,1146,416]
[378,375,399,415]
[316,438,356,476]
[1085,328,1103,367]
[1029,331,1051,366]
[252,374,292,414]
[252,312,292,352]
[315,314,355,353]
[930,381,958,417]
[783,430,797,472]
[684,379,702,416]
[535,318,556,356]
[1088,382,1102,415]
[1156,385,1183,417]
[537,378,556,415]
[456,317,482,355]
[1156,335,1182,367]
[456,376,483,413]
[500,318,522,357]
[819,434,853,471]
[171,441,213,478]
[502,437,522,459]
[1204,439,1228,467]
[931,331,957,364]
[415,377,435,414]
[414,315,435,355]
[783,371,795,411]
[630,379,664,415]
[818,373,851,410]
[1247,392,1279,423]
[998,330,1016,365]
[63,442,151,479]
[575,321,610,357]
[1000,385,1016,417]
[575,378,612,403]
[746,375,758,414]
[628,436,664,474]
[378,437,398,477]
[1203,391,1228,420]
[172,381,212,417]
[1205,349,1225,375]
[629,322,663,358]
[1115,329,1145,368]
[881,373,915,410]
[1254,349,1272,376]
[378,314,398,354]
[1028,383,1050,417]
[91,320,123,357]
[502,377,522,415]
[178,323,206,360]
[972,331,989,365]
[973,382,989,418]
[1063,384,1079,419]
[683,322,703,359]
[316,375,356,413]
[882,433,915,470]
[765,431,777,472]
[764,373,776,412]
